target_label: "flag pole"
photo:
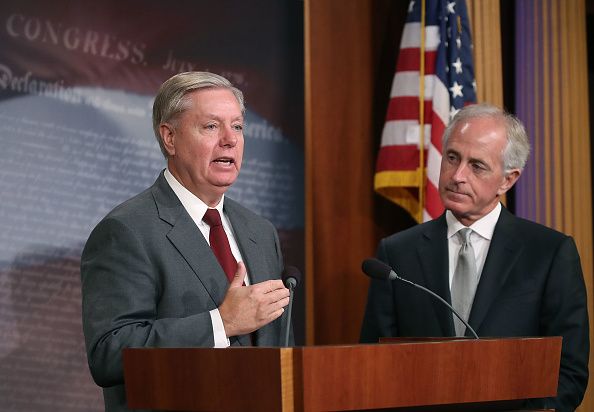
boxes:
[418,0,426,223]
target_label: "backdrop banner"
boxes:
[0,1,304,410]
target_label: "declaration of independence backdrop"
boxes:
[0,1,304,410]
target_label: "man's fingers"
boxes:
[268,307,285,322]
[264,289,290,304]
[247,286,289,305]
[254,279,286,293]
[258,297,290,322]
[222,275,290,336]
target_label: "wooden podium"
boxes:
[123,337,561,411]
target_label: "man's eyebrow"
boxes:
[468,157,490,168]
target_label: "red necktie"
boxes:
[203,209,237,282]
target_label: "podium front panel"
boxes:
[124,347,294,411]
[123,337,561,411]
[297,338,561,411]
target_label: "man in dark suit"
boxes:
[360,103,589,411]
[81,72,291,411]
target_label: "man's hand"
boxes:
[219,262,290,337]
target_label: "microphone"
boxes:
[282,266,301,290]
[361,258,479,339]
[281,266,301,347]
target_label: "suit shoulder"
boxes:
[495,211,578,259]
[85,186,160,244]
[508,214,570,243]
[225,198,275,229]
[381,219,439,246]
[104,187,156,221]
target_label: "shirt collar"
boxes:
[446,202,501,241]
[164,168,225,221]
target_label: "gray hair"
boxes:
[442,103,530,172]
[152,71,245,157]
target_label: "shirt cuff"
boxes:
[209,308,231,348]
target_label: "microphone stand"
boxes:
[394,273,479,339]
[283,281,295,347]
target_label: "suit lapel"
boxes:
[467,207,523,334]
[224,200,267,285]
[224,199,268,346]
[417,215,455,336]
[151,172,229,308]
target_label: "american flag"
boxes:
[375,0,477,222]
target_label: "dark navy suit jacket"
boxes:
[361,207,589,412]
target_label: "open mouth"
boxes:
[213,157,234,165]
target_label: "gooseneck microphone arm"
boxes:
[283,284,295,347]
[362,258,479,340]
[281,266,301,347]
[390,272,479,339]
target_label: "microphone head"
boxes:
[362,258,394,281]
[282,265,301,289]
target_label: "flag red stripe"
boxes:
[396,49,438,73]
[430,115,446,152]
[425,180,444,217]
[376,145,427,172]
[386,98,434,122]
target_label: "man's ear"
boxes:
[159,123,176,156]
[498,169,521,195]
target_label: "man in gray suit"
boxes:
[81,72,291,411]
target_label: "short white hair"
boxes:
[442,103,530,172]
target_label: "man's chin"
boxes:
[210,179,237,190]
[442,199,470,216]
[208,172,239,187]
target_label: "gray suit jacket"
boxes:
[81,172,288,411]
[361,207,589,412]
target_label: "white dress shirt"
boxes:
[446,202,501,289]
[164,169,247,347]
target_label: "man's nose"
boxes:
[452,163,469,182]
[219,125,238,147]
